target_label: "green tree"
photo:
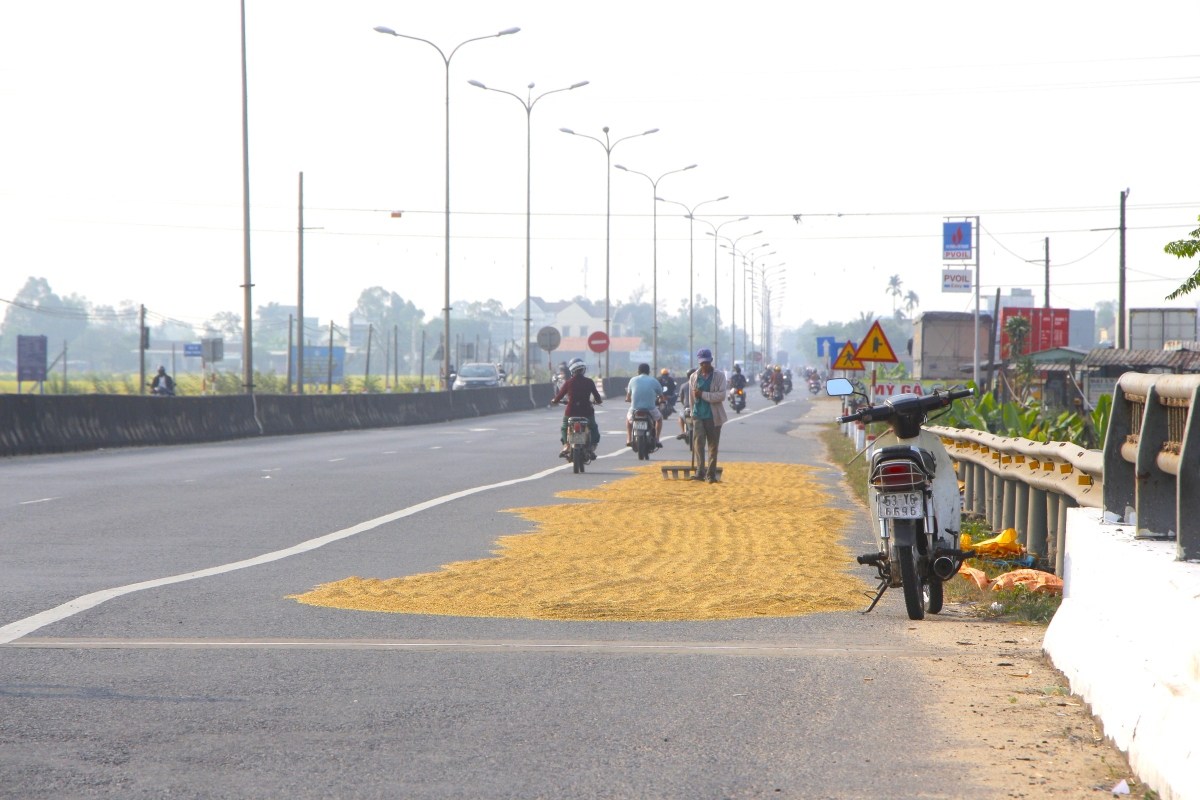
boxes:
[903,290,920,318]
[1004,314,1032,358]
[886,274,903,318]
[1164,215,1200,300]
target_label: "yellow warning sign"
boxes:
[832,341,864,371]
[853,321,899,363]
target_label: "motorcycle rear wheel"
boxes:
[897,545,925,620]
[573,448,584,474]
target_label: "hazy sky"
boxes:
[1,0,1198,334]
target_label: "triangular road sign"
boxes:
[853,321,899,363]
[832,341,864,371]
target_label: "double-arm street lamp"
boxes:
[758,263,786,363]
[709,230,763,370]
[374,23,520,388]
[560,126,658,379]
[723,242,772,367]
[468,79,589,385]
[698,220,753,367]
[657,195,727,368]
[613,163,696,373]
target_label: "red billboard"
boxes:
[999,308,1070,358]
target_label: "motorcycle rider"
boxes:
[770,365,785,395]
[150,366,175,395]
[658,367,676,395]
[551,358,602,457]
[729,364,747,392]
[625,362,664,448]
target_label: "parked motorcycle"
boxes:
[826,378,975,620]
[630,408,657,461]
[729,387,746,414]
[563,416,595,474]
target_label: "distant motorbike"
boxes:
[729,387,746,414]
[150,384,175,397]
[660,390,678,420]
[562,416,595,474]
[808,379,821,395]
[679,407,694,448]
[770,385,784,405]
[630,408,658,461]
[783,373,793,395]
[827,378,975,620]
[760,379,771,399]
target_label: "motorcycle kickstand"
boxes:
[861,579,888,614]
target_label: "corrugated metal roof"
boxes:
[1080,348,1200,368]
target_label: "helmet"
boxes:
[774,365,782,372]
[660,368,670,376]
[568,358,586,374]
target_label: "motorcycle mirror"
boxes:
[825,378,854,397]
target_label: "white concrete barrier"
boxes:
[1043,507,1200,800]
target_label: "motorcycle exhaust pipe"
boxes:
[932,556,958,581]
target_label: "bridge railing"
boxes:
[1102,372,1200,561]
[924,424,1102,574]
[922,370,1200,566]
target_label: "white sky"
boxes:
[1,0,1198,333]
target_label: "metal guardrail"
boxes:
[1103,372,1200,561]
[921,371,1199,566]
[925,424,1102,574]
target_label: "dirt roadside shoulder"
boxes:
[813,399,1150,799]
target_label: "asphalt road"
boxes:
[0,393,983,799]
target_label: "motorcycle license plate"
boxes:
[634,421,649,430]
[877,492,923,518]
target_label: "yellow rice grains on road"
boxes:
[290,462,869,621]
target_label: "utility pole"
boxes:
[1044,237,1050,308]
[63,340,68,394]
[419,330,426,390]
[239,0,254,394]
[364,324,373,390]
[139,304,146,394]
[1118,189,1129,349]
[394,325,399,387]
[297,171,305,394]
[286,314,293,393]
[326,321,334,394]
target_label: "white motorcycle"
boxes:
[826,378,975,620]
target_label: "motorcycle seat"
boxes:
[870,445,937,477]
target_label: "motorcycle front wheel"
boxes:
[897,545,925,620]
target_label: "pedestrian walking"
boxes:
[687,348,727,483]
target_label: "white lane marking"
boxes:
[382,451,397,454]
[726,400,793,423]
[18,497,59,505]
[261,468,280,472]
[0,447,631,645]
[430,446,442,449]
[183,480,196,483]
[328,458,345,462]
[467,428,495,432]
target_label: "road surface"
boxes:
[0,394,983,799]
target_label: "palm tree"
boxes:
[854,310,876,338]
[1004,314,1032,359]
[904,290,919,317]
[886,274,903,317]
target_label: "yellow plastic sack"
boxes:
[971,528,1026,558]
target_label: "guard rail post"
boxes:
[1028,487,1048,557]
[972,462,987,517]
[1014,479,1030,546]
[963,461,975,514]
[1045,492,1061,568]
[1105,373,1200,559]
[1001,477,1017,532]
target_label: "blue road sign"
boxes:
[17,335,47,382]
[184,343,203,357]
[943,221,972,260]
[291,346,345,384]
[816,336,838,357]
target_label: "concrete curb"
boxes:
[1043,507,1200,800]
[0,384,556,456]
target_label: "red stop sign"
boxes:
[587,331,610,353]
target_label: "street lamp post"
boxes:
[758,263,785,364]
[698,219,752,366]
[711,231,762,370]
[560,126,659,379]
[613,163,696,374]
[374,23,520,389]
[720,240,768,369]
[657,195,727,368]
[468,78,588,385]
[240,0,253,393]
[731,244,773,369]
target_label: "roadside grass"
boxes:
[818,422,868,506]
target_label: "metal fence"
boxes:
[922,370,1199,566]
